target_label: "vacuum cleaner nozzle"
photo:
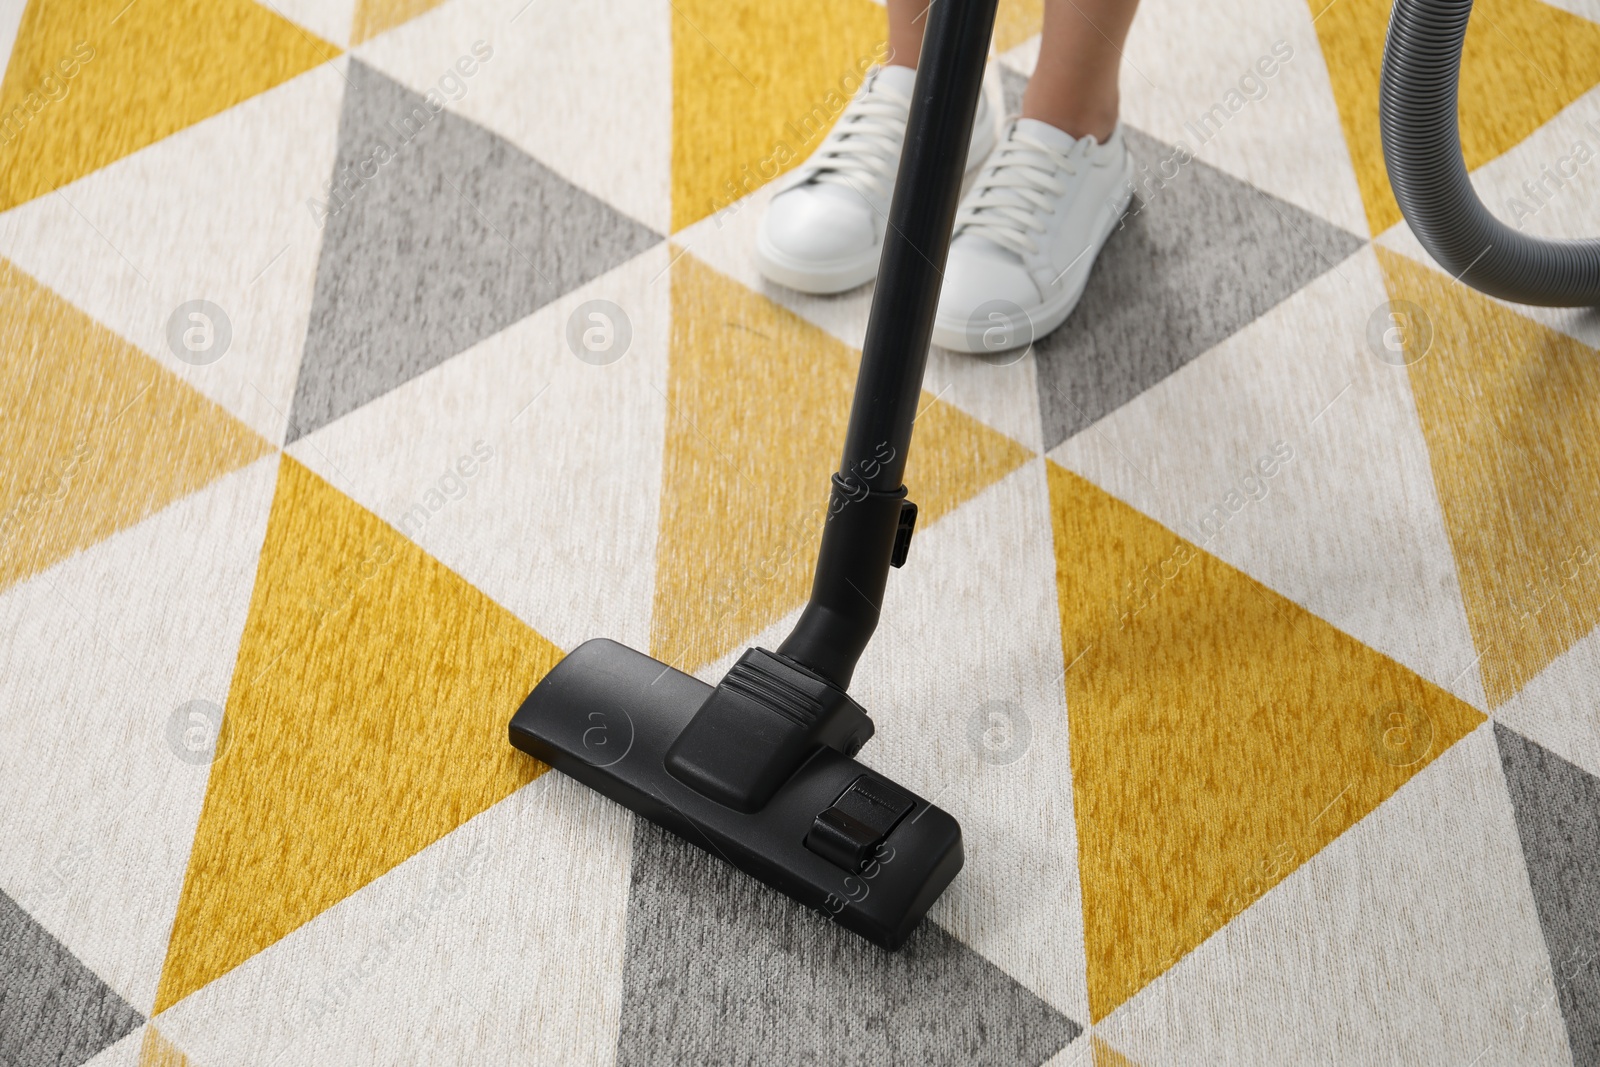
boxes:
[509,639,962,949]
[508,0,996,951]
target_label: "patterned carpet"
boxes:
[2,0,1600,1063]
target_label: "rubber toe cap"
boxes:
[937,236,1041,321]
[760,183,877,264]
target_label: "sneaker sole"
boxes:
[931,153,1136,355]
[754,113,1000,296]
[753,237,883,295]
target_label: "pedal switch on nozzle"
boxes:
[805,775,916,872]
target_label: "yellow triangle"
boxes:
[652,251,1033,674]
[994,0,1044,53]
[153,457,560,1011]
[1090,1034,1141,1067]
[0,0,338,212]
[138,1026,191,1067]
[1047,460,1484,1021]
[0,259,270,593]
[1376,246,1600,706]
[1309,0,1600,235]
[671,0,887,232]
[350,0,449,45]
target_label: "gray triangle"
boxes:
[0,889,143,1067]
[287,59,661,442]
[614,820,1082,1066]
[1025,123,1365,451]
[1496,723,1600,1066]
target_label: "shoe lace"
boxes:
[804,77,911,200]
[954,127,1084,257]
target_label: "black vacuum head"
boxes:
[509,638,962,949]
[507,0,997,951]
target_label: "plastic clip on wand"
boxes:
[508,0,998,949]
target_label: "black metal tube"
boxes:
[842,0,999,490]
[778,0,998,688]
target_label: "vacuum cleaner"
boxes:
[508,0,1599,954]
[509,0,1000,949]
[1382,0,1600,304]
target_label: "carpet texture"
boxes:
[2,0,1599,1063]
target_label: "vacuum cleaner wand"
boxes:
[510,0,999,949]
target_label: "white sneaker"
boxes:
[932,118,1134,354]
[756,65,997,295]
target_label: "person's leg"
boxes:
[888,0,1138,141]
[930,0,1143,353]
[885,0,930,69]
[753,0,997,294]
[1024,0,1140,141]
[756,0,1143,300]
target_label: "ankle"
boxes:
[1020,75,1119,142]
[1019,100,1119,143]
[884,38,920,70]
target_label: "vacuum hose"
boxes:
[1380,0,1600,305]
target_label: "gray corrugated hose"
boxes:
[1380,0,1600,305]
